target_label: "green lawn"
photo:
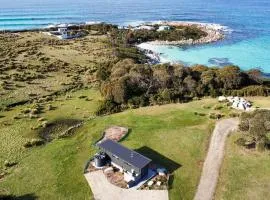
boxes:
[215,133,270,200]
[0,94,221,200]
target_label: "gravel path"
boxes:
[85,170,168,200]
[194,118,239,200]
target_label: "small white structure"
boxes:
[157,26,171,32]
[218,96,227,102]
[43,26,83,40]
[157,168,167,176]
[157,181,162,186]
[147,180,154,186]
[136,25,155,30]
[104,167,114,174]
[58,27,68,33]
[227,96,234,103]
[218,96,252,111]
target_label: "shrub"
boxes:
[21,108,31,114]
[30,108,39,114]
[95,100,122,115]
[78,95,87,99]
[213,104,223,110]
[4,160,17,168]
[41,121,48,128]
[235,137,255,148]
[29,113,38,119]
[264,121,270,131]
[13,115,20,120]
[202,105,211,109]
[256,138,268,152]
[209,112,223,120]
[37,117,45,122]
[47,104,53,111]
[229,112,240,118]
[194,112,206,116]
[235,138,247,146]
[23,138,45,148]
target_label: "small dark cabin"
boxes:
[97,139,152,182]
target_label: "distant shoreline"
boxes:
[136,21,230,64]
[146,21,227,45]
[0,20,229,66]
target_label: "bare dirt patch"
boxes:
[104,167,127,189]
[100,126,129,142]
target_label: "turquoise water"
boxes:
[153,36,270,71]
[0,0,270,72]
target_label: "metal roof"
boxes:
[97,139,152,169]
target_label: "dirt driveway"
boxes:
[194,118,239,200]
[85,170,169,200]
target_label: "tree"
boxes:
[247,69,263,84]
[201,69,217,95]
[125,31,135,45]
[183,75,197,97]
[216,65,243,89]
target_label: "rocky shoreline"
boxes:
[149,21,226,45]
[136,21,229,64]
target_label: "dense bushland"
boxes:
[96,59,268,115]
[237,109,270,151]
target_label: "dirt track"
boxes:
[194,118,239,200]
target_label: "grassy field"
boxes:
[246,96,270,108]
[0,93,230,200]
[0,88,102,168]
[0,32,117,109]
[215,133,270,200]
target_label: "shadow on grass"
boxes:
[118,128,132,142]
[0,193,38,200]
[135,146,182,173]
[135,146,182,189]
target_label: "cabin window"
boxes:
[124,161,131,167]
[112,154,119,159]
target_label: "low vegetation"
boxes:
[0,29,118,110]
[115,25,207,44]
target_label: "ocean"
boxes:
[0,0,270,72]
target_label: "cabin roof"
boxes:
[97,139,152,169]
